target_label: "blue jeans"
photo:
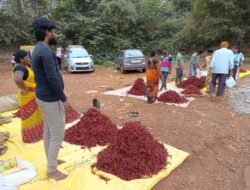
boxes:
[210,73,228,96]
[175,68,183,84]
[161,71,169,89]
[189,64,197,77]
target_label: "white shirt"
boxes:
[56,48,62,58]
[210,48,234,74]
[240,52,245,61]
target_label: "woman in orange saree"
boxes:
[12,50,43,143]
[146,50,163,103]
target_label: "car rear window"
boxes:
[69,49,89,58]
[125,50,143,57]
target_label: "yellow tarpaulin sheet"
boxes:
[239,71,250,78]
[0,111,189,190]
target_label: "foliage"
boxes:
[0,0,249,65]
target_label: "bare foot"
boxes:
[57,159,65,165]
[47,170,68,181]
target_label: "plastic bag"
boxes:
[0,176,17,190]
[225,76,236,88]
[0,157,27,176]
[0,95,18,113]
[2,161,36,186]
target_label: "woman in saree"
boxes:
[12,50,43,143]
[146,50,163,103]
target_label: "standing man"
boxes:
[189,50,203,77]
[31,17,71,180]
[175,48,185,85]
[56,46,63,70]
[210,41,234,97]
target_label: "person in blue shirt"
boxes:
[210,41,234,97]
[160,48,172,91]
[189,50,203,77]
[232,47,241,81]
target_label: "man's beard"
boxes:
[49,37,57,46]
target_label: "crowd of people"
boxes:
[145,41,245,103]
[10,16,246,181]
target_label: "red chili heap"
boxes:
[95,121,168,181]
[65,108,80,124]
[158,90,188,103]
[177,77,205,89]
[64,108,118,147]
[181,84,202,96]
[239,67,247,73]
[200,76,206,83]
[128,78,146,96]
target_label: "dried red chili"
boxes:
[239,67,247,73]
[177,77,205,89]
[128,78,146,96]
[95,121,168,181]
[65,108,80,124]
[158,90,188,103]
[64,108,118,148]
[181,84,202,96]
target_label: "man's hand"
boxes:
[64,101,72,113]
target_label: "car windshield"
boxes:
[125,50,143,57]
[69,49,89,58]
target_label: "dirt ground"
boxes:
[1,53,250,190]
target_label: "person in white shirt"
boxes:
[56,46,63,70]
[209,41,234,96]
[239,50,245,66]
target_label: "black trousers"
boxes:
[57,57,61,70]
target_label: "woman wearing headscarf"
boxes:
[146,50,163,103]
[12,50,43,143]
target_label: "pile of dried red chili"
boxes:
[158,90,188,103]
[200,76,206,84]
[64,108,118,148]
[239,67,247,73]
[95,121,167,181]
[128,78,146,96]
[177,77,205,89]
[181,84,202,96]
[65,108,80,124]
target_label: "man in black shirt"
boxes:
[31,17,71,181]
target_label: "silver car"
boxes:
[115,49,146,73]
[64,45,95,72]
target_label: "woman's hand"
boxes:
[20,88,28,95]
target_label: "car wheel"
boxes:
[120,64,126,74]
[142,69,146,72]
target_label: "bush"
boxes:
[93,52,115,67]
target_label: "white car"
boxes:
[64,45,95,72]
